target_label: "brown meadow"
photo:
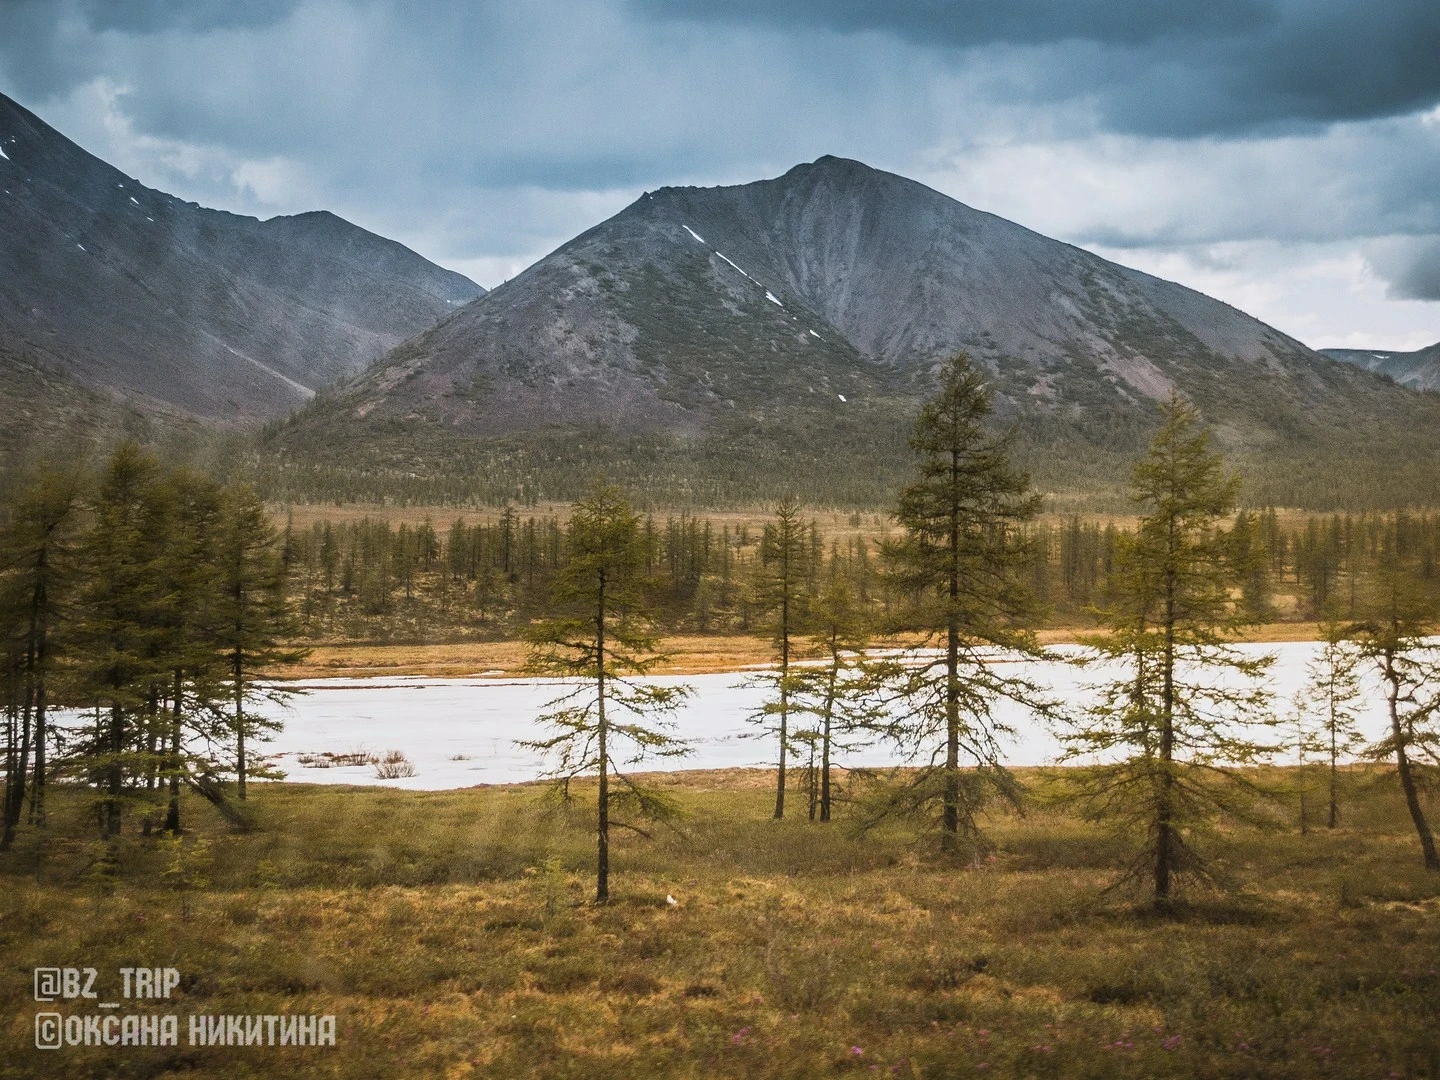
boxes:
[2,768,1438,1078]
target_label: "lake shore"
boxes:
[268,622,1331,681]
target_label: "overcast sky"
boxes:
[3,0,1439,350]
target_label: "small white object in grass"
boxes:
[146,216,153,222]
[76,243,85,251]
[0,143,9,161]
[666,894,678,907]
[809,329,820,339]
[129,196,139,205]
[765,290,782,306]
[838,394,847,402]
[682,225,706,244]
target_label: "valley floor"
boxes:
[2,772,1437,1078]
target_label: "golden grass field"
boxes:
[2,769,1438,1078]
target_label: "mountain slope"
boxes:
[275,156,1440,508]
[0,92,482,422]
[1322,342,1440,391]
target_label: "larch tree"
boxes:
[749,496,810,819]
[522,482,692,902]
[0,466,84,849]
[1285,692,1329,836]
[788,572,892,823]
[876,353,1053,853]
[155,468,225,832]
[1300,623,1366,830]
[73,444,174,837]
[213,484,303,801]
[1348,541,1440,870]
[1062,393,1275,906]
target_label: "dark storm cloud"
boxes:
[78,0,302,34]
[637,0,1440,136]
[0,0,1436,340]
[634,0,1273,48]
[1376,238,1440,303]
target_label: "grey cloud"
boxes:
[1373,237,1440,302]
[633,0,1273,48]
[0,1,93,99]
[78,0,302,34]
[638,0,1440,136]
[4,1,928,195]
[0,0,1436,340]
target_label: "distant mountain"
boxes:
[275,156,1440,508]
[0,91,481,424]
[1322,342,1440,391]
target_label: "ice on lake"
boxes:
[229,641,1397,790]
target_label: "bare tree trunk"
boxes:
[1386,656,1439,871]
[29,585,50,828]
[1328,703,1340,830]
[806,742,817,821]
[595,568,609,903]
[774,588,788,820]
[30,674,46,827]
[943,626,960,838]
[943,464,961,847]
[0,686,31,850]
[2,698,14,844]
[234,648,247,802]
[145,685,159,791]
[1154,560,1177,907]
[107,699,124,837]
[165,669,183,833]
[820,649,836,823]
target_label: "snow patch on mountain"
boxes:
[714,251,758,284]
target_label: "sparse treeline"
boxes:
[282,508,864,642]
[276,504,1440,644]
[0,445,299,853]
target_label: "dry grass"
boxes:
[272,502,897,546]
[270,502,1334,549]
[2,770,1439,1078]
[273,626,1329,680]
[268,635,787,680]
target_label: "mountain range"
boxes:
[0,91,480,432]
[1323,342,1440,392]
[272,156,1440,507]
[4,90,1439,509]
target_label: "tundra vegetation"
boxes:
[2,355,1439,1077]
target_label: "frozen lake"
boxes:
[226,640,1397,790]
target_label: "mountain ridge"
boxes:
[1322,342,1440,391]
[0,90,482,424]
[272,155,1440,508]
